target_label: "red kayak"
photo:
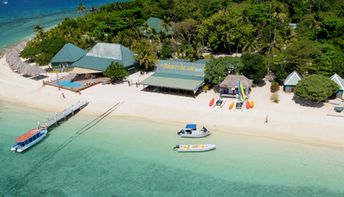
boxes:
[209,98,215,107]
[246,100,251,109]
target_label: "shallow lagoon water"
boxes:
[1,101,344,196]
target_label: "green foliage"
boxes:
[312,44,344,77]
[173,19,199,46]
[159,41,173,59]
[21,36,67,65]
[270,82,280,93]
[204,57,243,84]
[241,53,267,83]
[199,9,255,53]
[295,75,339,102]
[21,0,344,77]
[133,39,158,71]
[104,62,128,82]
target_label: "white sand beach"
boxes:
[1,55,344,148]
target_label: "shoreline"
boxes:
[3,96,344,153]
[1,50,344,148]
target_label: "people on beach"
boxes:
[62,92,65,99]
[265,115,269,123]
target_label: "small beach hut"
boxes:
[330,73,344,99]
[219,75,252,97]
[283,71,302,92]
[51,43,86,70]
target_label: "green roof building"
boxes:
[330,73,344,99]
[71,43,136,73]
[51,43,86,68]
[283,71,302,92]
[147,17,163,33]
[143,17,171,36]
[140,60,206,94]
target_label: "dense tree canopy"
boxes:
[295,75,339,102]
[21,0,344,85]
[241,53,267,84]
[204,57,243,85]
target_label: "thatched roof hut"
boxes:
[5,41,46,76]
[219,75,252,96]
[220,75,252,89]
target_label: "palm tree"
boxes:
[90,7,98,13]
[133,40,158,71]
[77,3,86,14]
[34,25,44,40]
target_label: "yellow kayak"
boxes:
[250,100,255,108]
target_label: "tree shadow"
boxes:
[254,80,266,87]
[292,95,324,108]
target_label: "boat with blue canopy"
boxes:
[177,124,210,138]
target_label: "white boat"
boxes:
[11,128,48,153]
[173,144,216,152]
[177,124,210,138]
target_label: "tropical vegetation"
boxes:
[295,75,339,102]
[104,62,128,82]
[21,0,344,86]
[204,57,242,84]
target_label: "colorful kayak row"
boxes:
[209,98,255,110]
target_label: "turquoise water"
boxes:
[1,101,344,196]
[56,80,82,88]
[0,0,121,49]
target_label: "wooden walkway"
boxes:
[39,101,89,129]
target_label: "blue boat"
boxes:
[11,128,48,153]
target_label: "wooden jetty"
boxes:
[39,100,89,129]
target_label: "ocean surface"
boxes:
[0,0,121,49]
[1,100,344,196]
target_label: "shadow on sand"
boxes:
[292,96,324,108]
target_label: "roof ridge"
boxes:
[284,70,301,85]
[330,73,344,90]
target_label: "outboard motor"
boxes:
[177,130,184,135]
[173,145,180,150]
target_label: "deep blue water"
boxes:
[0,0,120,49]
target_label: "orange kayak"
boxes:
[209,98,215,107]
[228,101,234,110]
